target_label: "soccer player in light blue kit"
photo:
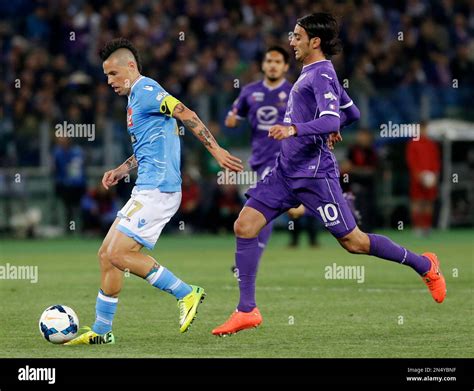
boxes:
[66,38,243,345]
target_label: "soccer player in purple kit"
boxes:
[212,13,446,336]
[225,46,292,269]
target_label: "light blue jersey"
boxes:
[127,76,181,192]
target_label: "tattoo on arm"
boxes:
[182,118,199,129]
[197,128,214,148]
[123,154,138,171]
[173,103,185,114]
[182,115,218,150]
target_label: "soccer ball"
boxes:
[39,305,79,344]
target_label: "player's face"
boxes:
[262,51,288,82]
[103,58,133,96]
[290,24,312,62]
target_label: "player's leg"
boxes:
[337,226,446,302]
[253,166,278,259]
[410,177,425,235]
[410,199,424,235]
[233,204,268,312]
[98,218,125,298]
[84,217,126,340]
[421,199,435,234]
[299,177,446,303]
[212,204,270,336]
[65,218,127,345]
[213,169,298,336]
[112,189,205,332]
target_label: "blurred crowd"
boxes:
[1,0,473,167]
[0,0,472,234]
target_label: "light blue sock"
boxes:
[91,290,118,335]
[146,266,192,299]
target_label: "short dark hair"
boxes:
[265,46,290,64]
[99,38,142,72]
[296,13,342,56]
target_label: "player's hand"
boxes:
[268,125,294,140]
[212,147,243,172]
[327,131,342,150]
[225,109,238,128]
[288,205,305,219]
[102,168,127,190]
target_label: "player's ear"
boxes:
[311,37,321,50]
[284,63,289,72]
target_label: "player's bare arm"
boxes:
[173,103,244,172]
[102,154,137,190]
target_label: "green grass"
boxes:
[0,229,472,358]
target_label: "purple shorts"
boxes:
[245,168,356,238]
[252,162,276,180]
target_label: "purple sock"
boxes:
[367,233,431,275]
[235,237,260,312]
[256,222,273,262]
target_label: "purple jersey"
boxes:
[231,79,292,170]
[276,60,352,178]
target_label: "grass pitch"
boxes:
[0,229,472,358]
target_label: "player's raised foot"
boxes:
[212,307,262,336]
[64,326,115,346]
[178,285,206,333]
[421,252,446,303]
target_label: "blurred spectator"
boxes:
[287,205,319,248]
[406,121,441,236]
[1,0,473,234]
[345,128,378,231]
[207,184,243,233]
[81,185,120,236]
[173,171,202,232]
[52,137,86,232]
[1,0,472,173]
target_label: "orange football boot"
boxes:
[212,308,263,336]
[421,252,446,303]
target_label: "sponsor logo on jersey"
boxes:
[256,106,279,130]
[324,91,337,101]
[127,107,133,127]
[156,91,169,102]
[143,85,154,91]
[251,92,265,102]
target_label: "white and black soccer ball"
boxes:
[39,305,79,344]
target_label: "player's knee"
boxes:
[234,217,258,238]
[100,246,126,270]
[97,247,111,269]
[338,231,369,254]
